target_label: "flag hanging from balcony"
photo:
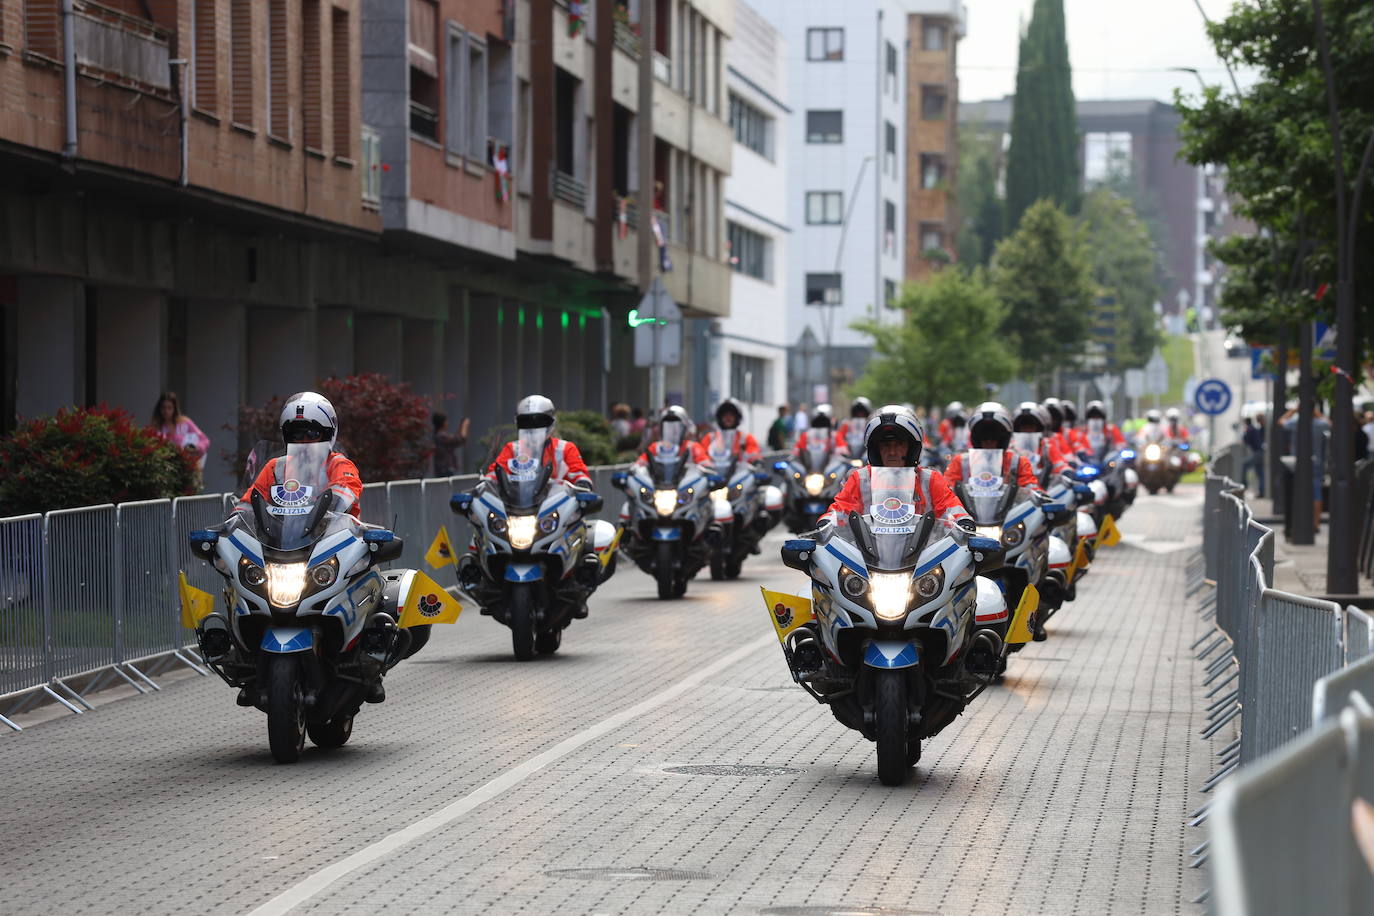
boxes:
[652,215,672,273]
[492,143,511,203]
[569,1,587,36]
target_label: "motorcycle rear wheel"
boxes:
[266,655,306,764]
[725,556,743,580]
[508,585,538,661]
[874,669,910,786]
[307,714,354,749]
[656,542,677,600]
[536,627,562,656]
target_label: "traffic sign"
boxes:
[1144,348,1168,395]
[633,277,682,368]
[1094,374,1119,399]
[1123,369,1145,399]
[1194,378,1232,416]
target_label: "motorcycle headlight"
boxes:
[240,559,267,588]
[507,514,538,550]
[839,566,869,599]
[1002,522,1025,548]
[1144,444,1162,461]
[869,572,913,621]
[538,513,559,534]
[975,525,1002,540]
[654,490,678,516]
[913,567,944,604]
[489,512,508,535]
[710,487,729,502]
[804,474,825,496]
[265,562,307,607]
[309,559,338,589]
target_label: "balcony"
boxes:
[613,19,642,57]
[409,102,439,141]
[72,0,171,93]
[553,171,587,209]
[653,51,671,84]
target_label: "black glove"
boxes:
[570,478,594,493]
[956,518,976,533]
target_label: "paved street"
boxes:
[2,490,1209,915]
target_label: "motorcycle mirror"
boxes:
[363,528,404,563]
[575,492,604,514]
[707,474,726,488]
[754,471,771,483]
[451,492,475,515]
[781,538,817,572]
[188,529,219,559]
[966,536,1007,574]
[611,471,629,488]
[773,460,789,472]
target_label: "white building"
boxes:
[712,0,791,436]
[750,0,912,405]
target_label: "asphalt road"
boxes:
[1,491,1211,915]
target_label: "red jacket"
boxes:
[636,439,713,467]
[1044,437,1072,475]
[241,453,362,518]
[700,430,760,460]
[822,466,969,526]
[1166,422,1191,442]
[793,430,849,459]
[835,419,869,454]
[944,450,1042,491]
[484,438,591,486]
[1070,424,1126,456]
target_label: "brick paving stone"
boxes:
[0,487,1212,915]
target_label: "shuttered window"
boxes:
[230,0,253,125]
[268,0,290,139]
[193,0,217,112]
[24,0,61,60]
[301,0,322,149]
[331,8,351,157]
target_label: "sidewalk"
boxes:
[1232,484,1338,597]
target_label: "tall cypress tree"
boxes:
[1003,0,1079,233]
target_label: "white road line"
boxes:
[246,632,777,916]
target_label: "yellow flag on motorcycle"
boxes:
[178,571,216,629]
[425,525,456,569]
[761,587,814,643]
[1068,540,1091,583]
[1098,514,1122,547]
[1005,584,1039,645]
[397,570,464,627]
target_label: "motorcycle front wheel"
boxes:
[266,655,306,764]
[656,542,677,600]
[508,584,538,661]
[874,668,910,786]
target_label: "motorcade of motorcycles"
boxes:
[777,431,858,534]
[183,442,458,763]
[762,467,1037,786]
[451,430,619,660]
[704,430,783,580]
[612,443,720,599]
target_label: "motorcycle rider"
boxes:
[1164,407,1191,442]
[792,403,846,457]
[700,398,761,460]
[239,392,363,518]
[938,401,970,454]
[944,402,1042,490]
[1041,398,1077,467]
[1137,409,1166,446]
[836,397,874,457]
[635,405,714,468]
[1061,400,1079,436]
[1011,402,1070,479]
[1071,400,1127,459]
[483,395,593,491]
[820,406,970,529]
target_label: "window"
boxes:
[409,0,439,140]
[884,121,896,176]
[920,153,945,189]
[922,21,947,51]
[487,40,515,166]
[445,26,466,155]
[555,67,579,177]
[302,0,322,149]
[806,110,843,144]
[727,221,771,282]
[231,0,253,125]
[806,27,843,61]
[466,37,488,160]
[885,42,897,98]
[806,272,842,305]
[806,191,842,225]
[730,92,772,159]
[361,125,381,203]
[921,85,947,121]
[919,222,944,254]
[730,353,769,403]
[268,0,289,138]
[332,9,351,156]
[24,0,60,59]
[884,279,897,309]
[884,199,896,254]
[1084,131,1133,184]
[193,0,217,112]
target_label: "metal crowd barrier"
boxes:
[1197,462,1374,912]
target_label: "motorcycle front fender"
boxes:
[504,562,543,582]
[863,640,919,669]
[260,627,313,654]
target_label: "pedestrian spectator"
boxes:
[792,402,811,441]
[1355,798,1374,874]
[1362,410,1374,459]
[1280,405,1329,533]
[1356,410,1371,464]
[629,406,647,437]
[1241,415,1265,498]
[151,392,210,491]
[609,403,632,442]
[431,412,469,476]
[767,405,789,451]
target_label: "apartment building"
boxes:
[904,0,964,281]
[712,0,787,433]
[749,0,910,406]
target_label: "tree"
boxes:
[1003,0,1079,232]
[955,124,1005,267]
[1077,190,1164,368]
[852,269,1016,413]
[991,200,1094,385]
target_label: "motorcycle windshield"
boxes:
[860,467,928,571]
[708,430,739,478]
[1011,432,1041,459]
[500,429,552,510]
[845,428,865,457]
[963,449,1009,525]
[805,432,833,470]
[252,442,340,551]
[950,427,970,452]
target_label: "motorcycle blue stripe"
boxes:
[260,627,313,653]
[863,641,919,669]
[539,495,571,519]
[478,497,506,520]
[308,537,356,568]
[825,543,868,578]
[504,563,543,582]
[227,533,264,568]
[914,543,958,576]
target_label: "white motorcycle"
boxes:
[763,467,1035,786]
[452,431,618,660]
[705,431,783,580]
[777,433,857,534]
[187,442,445,763]
[613,445,719,599]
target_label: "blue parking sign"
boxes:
[1194,378,1232,415]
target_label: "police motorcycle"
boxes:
[778,427,858,534]
[452,428,618,660]
[1134,413,1185,495]
[704,428,782,580]
[763,465,1035,786]
[933,401,972,471]
[1076,403,1138,522]
[186,441,442,764]
[613,411,719,599]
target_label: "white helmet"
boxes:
[969,402,1013,450]
[279,392,338,448]
[812,404,834,428]
[1145,409,1162,423]
[863,405,925,466]
[946,401,966,422]
[850,397,874,419]
[1165,407,1182,422]
[515,394,557,431]
[1013,402,1048,433]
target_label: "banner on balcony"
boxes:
[492,143,511,203]
[569,1,587,36]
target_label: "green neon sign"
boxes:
[627,309,668,328]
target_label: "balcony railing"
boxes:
[652,51,671,84]
[409,102,439,141]
[72,0,171,92]
[553,171,587,209]
[613,19,641,56]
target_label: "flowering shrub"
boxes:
[230,375,434,483]
[0,406,197,515]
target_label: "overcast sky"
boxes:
[957,0,1258,105]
